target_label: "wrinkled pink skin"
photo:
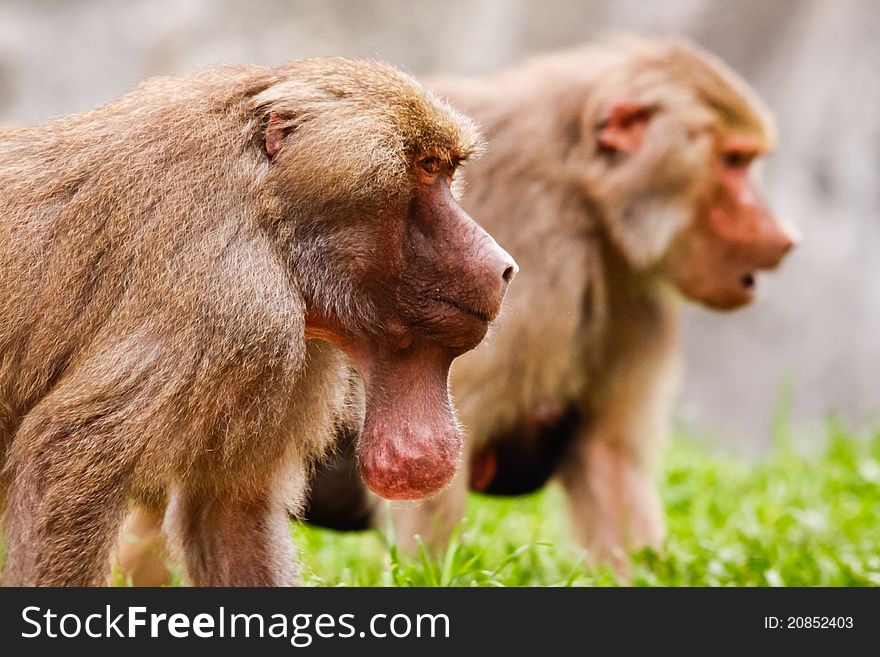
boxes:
[356,341,461,500]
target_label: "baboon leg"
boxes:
[114,504,173,586]
[165,486,299,587]
[4,413,135,586]
[559,432,664,576]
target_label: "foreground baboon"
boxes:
[0,58,516,586]
[299,37,798,574]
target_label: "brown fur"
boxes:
[0,58,514,586]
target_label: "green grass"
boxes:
[4,425,880,586]
[295,426,880,586]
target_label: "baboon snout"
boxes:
[470,233,518,320]
[413,178,517,325]
[755,215,800,270]
[772,219,800,259]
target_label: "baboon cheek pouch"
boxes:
[357,341,461,500]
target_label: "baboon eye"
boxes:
[419,157,442,175]
[722,150,756,169]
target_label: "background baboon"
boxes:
[301,37,797,573]
[0,58,516,586]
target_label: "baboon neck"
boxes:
[600,233,673,319]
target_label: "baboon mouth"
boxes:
[433,296,493,323]
[739,273,756,290]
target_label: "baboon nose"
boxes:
[494,252,518,303]
[473,233,517,316]
[778,218,801,254]
[760,217,799,269]
[489,242,517,286]
[770,227,798,266]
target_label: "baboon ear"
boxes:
[264,111,293,160]
[596,102,654,155]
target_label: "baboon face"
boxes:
[663,135,796,310]
[587,54,797,311]
[329,154,517,356]
[397,157,518,350]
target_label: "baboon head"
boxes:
[582,39,797,309]
[258,59,517,499]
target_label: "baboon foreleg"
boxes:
[4,411,136,586]
[165,485,299,587]
[559,429,664,577]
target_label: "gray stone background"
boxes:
[1,0,877,452]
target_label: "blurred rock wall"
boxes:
[1,0,877,450]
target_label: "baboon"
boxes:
[0,58,516,586]
[298,37,798,575]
